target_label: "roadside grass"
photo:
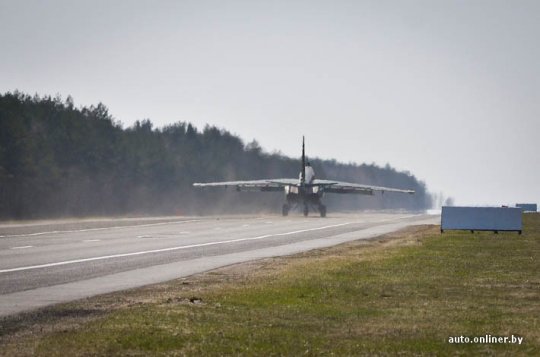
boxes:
[1,214,539,355]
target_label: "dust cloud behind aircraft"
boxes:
[194,137,414,217]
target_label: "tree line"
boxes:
[0,91,432,219]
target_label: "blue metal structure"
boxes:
[441,206,522,234]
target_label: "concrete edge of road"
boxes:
[0,216,439,317]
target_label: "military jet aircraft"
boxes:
[193,137,414,217]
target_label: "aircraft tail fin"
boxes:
[301,136,306,185]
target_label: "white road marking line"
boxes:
[0,219,202,238]
[179,232,190,234]
[10,246,33,250]
[83,239,101,242]
[0,222,352,274]
[265,221,273,224]
[137,235,153,239]
[374,215,418,223]
[242,224,250,227]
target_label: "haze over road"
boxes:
[0,213,437,317]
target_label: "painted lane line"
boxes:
[0,219,203,238]
[10,246,33,250]
[373,215,418,224]
[0,222,352,274]
[179,232,190,234]
[83,239,101,242]
[242,224,250,227]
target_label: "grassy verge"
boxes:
[1,215,539,355]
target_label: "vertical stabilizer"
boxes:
[301,136,306,185]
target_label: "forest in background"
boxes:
[0,92,432,219]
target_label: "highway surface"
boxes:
[0,213,438,317]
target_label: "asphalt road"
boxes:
[0,213,438,317]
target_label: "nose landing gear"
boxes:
[282,204,290,216]
[319,204,326,217]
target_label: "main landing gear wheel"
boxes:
[319,204,326,218]
[282,204,289,216]
[303,204,309,217]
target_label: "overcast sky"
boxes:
[1,0,539,207]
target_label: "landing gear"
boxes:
[281,196,327,218]
[319,204,326,218]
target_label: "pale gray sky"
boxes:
[1,0,539,206]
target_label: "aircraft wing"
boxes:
[193,179,296,192]
[313,179,415,195]
[194,178,414,195]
